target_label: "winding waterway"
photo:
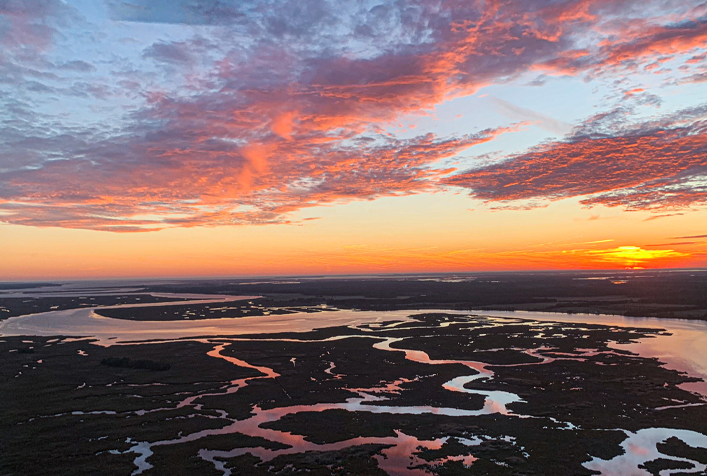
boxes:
[2,293,707,476]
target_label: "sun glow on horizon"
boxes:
[2,193,704,279]
[566,246,691,268]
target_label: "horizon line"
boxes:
[2,267,707,284]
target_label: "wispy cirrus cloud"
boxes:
[488,97,573,136]
[671,234,707,239]
[1,0,707,231]
[642,213,685,221]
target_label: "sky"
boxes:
[1,0,707,279]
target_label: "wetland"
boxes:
[1,273,707,476]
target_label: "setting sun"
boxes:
[584,246,690,268]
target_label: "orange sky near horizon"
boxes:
[3,196,705,280]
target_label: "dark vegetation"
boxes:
[0,294,187,320]
[0,282,60,290]
[100,357,171,371]
[224,445,390,476]
[96,302,303,321]
[136,270,707,321]
[5,271,705,322]
[657,436,707,464]
[638,458,695,476]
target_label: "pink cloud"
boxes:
[2,0,707,231]
[444,104,707,210]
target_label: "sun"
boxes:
[587,246,688,267]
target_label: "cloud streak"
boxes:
[488,97,573,136]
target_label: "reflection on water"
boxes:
[129,335,707,476]
[175,338,526,476]
[0,304,419,344]
[585,428,707,476]
[373,337,523,415]
[3,295,707,475]
[478,310,707,398]
[5,302,707,400]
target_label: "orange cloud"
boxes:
[270,111,297,140]
[445,104,707,210]
[0,126,515,231]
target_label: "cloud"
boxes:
[0,121,514,231]
[2,0,707,231]
[537,5,707,76]
[671,234,707,239]
[0,0,79,51]
[58,60,96,73]
[143,41,194,64]
[108,0,252,26]
[445,103,707,210]
[642,213,684,221]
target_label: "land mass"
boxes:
[100,270,707,322]
[1,272,707,475]
[1,311,706,475]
